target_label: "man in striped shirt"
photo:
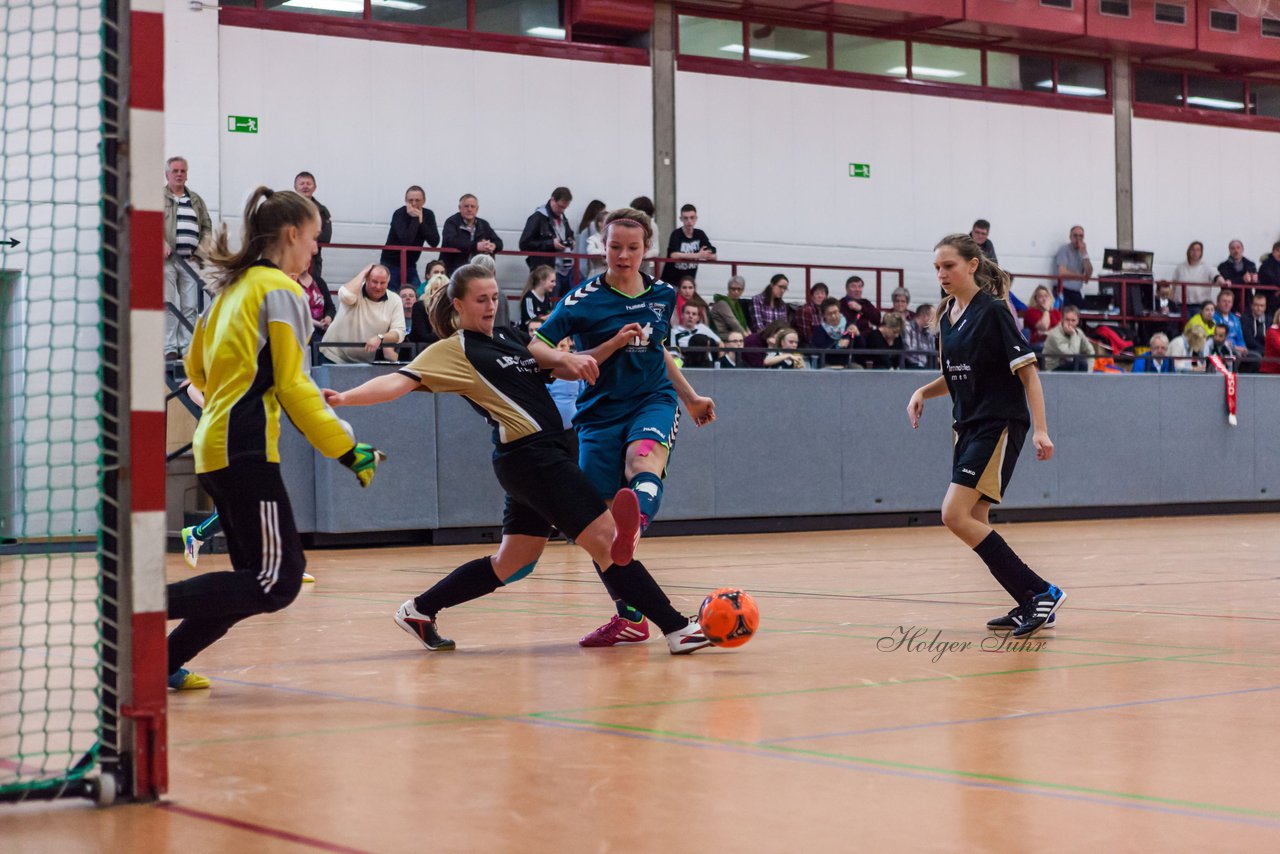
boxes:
[163,156,212,359]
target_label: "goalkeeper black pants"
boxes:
[167,460,306,674]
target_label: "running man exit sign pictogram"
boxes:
[227,115,258,134]
[849,163,871,178]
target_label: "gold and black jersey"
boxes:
[398,326,564,451]
[185,261,355,473]
[939,290,1038,428]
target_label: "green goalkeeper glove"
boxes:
[339,443,387,488]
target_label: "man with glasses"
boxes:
[970,219,997,264]
[1053,226,1094,310]
[709,275,750,337]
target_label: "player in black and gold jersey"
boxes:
[907,233,1067,639]
[166,187,385,691]
[324,264,712,654]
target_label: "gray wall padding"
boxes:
[279,365,1277,534]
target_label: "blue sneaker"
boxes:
[1011,586,1067,639]
[181,526,202,569]
[168,668,211,690]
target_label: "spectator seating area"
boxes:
[162,180,1280,376]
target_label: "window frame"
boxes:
[674,9,1113,115]
[1132,63,1280,131]
[217,0,650,67]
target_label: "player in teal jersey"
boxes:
[530,208,716,647]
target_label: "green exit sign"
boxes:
[849,162,871,179]
[227,115,258,134]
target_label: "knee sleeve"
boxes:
[503,560,537,585]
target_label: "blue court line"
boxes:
[204,675,488,719]
[761,683,1280,744]
[517,716,1280,831]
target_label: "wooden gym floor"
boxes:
[3,514,1279,852]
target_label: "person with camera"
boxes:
[519,187,575,297]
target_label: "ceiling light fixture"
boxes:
[1185,95,1244,109]
[890,65,965,79]
[1035,80,1106,96]
[720,44,811,61]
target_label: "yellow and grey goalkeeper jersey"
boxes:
[185,261,354,473]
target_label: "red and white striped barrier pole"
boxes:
[121,0,169,800]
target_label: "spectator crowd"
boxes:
[160,161,1280,376]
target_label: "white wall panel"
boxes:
[1133,118,1280,281]
[166,14,1280,305]
[204,26,651,283]
[164,0,221,215]
[676,71,1117,300]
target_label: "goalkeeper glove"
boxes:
[339,443,386,488]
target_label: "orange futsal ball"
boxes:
[697,588,759,648]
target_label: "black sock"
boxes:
[599,561,687,635]
[414,557,502,618]
[593,562,644,622]
[973,531,1050,604]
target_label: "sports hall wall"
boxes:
[164,8,653,289]
[164,8,1280,299]
[1132,116,1280,279]
[673,71,1117,297]
[281,366,1277,535]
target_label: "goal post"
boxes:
[0,0,168,806]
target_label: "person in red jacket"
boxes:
[1023,285,1060,348]
[1262,306,1280,375]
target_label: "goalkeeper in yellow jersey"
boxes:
[166,186,385,691]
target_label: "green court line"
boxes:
[163,651,1267,786]
[306,592,1275,661]
[528,656,1156,716]
[170,712,505,749]
[775,628,1187,660]
[527,712,1280,822]
[1159,656,1280,670]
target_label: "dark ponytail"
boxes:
[932,232,1011,331]
[207,186,318,292]
[429,263,495,339]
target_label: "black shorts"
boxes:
[492,431,606,540]
[952,420,1027,505]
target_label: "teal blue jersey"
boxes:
[535,273,677,424]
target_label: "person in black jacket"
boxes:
[440,193,503,275]
[518,187,574,297]
[1258,241,1280,313]
[294,171,332,277]
[379,185,439,292]
[855,313,906,369]
[405,275,445,356]
[660,204,716,282]
[970,218,997,264]
[1217,239,1258,311]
